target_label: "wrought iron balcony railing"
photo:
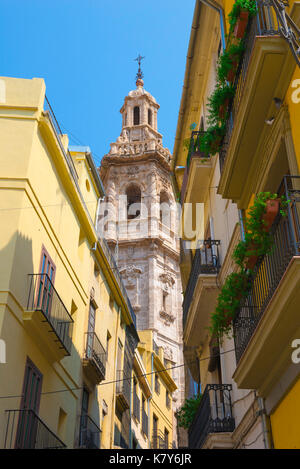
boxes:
[142,409,148,436]
[116,370,131,409]
[219,0,295,172]
[181,131,208,203]
[85,331,106,380]
[98,236,136,328]
[79,414,101,449]
[133,392,140,422]
[152,432,170,449]
[233,175,300,363]
[4,409,66,449]
[188,385,235,449]
[183,240,221,329]
[26,273,74,355]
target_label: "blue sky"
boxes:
[1,0,195,167]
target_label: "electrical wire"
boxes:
[0,348,236,400]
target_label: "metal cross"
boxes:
[134,54,145,80]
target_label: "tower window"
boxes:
[148,109,152,126]
[126,184,141,220]
[134,106,140,125]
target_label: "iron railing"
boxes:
[98,236,137,328]
[183,240,221,328]
[188,385,235,449]
[181,131,208,203]
[234,175,300,362]
[133,392,140,422]
[116,370,131,408]
[152,431,170,449]
[85,332,106,379]
[4,409,66,449]
[79,414,101,449]
[142,409,148,436]
[219,0,282,171]
[26,273,74,355]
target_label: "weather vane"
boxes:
[134,54,145,82]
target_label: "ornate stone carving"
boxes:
[159,310,176,326]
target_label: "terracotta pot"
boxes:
[262,199,280,232]
[226,60,238,83]
[234,10,249,38]
[218,98,230,119]
[245,240,259,270]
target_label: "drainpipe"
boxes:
[199,0,226,50]
[257,396,272,449]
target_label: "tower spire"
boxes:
[134,54,145,87]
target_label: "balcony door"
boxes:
[16,357,43,449]
[79,388,90,447]
[86,302,96,359]
[36,246,56,317]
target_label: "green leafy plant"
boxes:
[207,84,235,125]
[228,0,258,32]
[210,271,251,338]
[176,394,202,429]
[199,124,226,156]
[210,192,289,338]
[217,41,245,83]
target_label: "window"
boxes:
[166,391,171,409]
[148,109,152,126]
[155,374,160,394]
[16,358,43,448]
[164,428,169,449]
[36,246,56,315]
[159,191,170,226]
[86,302,96,358]
[126,184,141,220]
[133,106,140,125]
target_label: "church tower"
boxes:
[99,62,184,428]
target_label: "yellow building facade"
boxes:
[0,76,138,449]
[172,0,300,449]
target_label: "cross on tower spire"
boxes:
[134,54,145,86]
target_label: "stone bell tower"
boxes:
[99,63,184,422]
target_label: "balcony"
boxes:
[183,241,221,377]
[4,409,66,449]
[181,131,212,205]
[233,176,300,395]
[142,409,148,436]
[79,414,101,449]
[82,332,106,385]
[218,1,300,207]
[116,370,131,412]
[189,384,235,449]
[23,274,73,361]
[152,432,170,449]
[133,392,140,422]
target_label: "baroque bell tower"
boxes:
[99,61,184,417]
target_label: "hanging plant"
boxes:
[199,124,226,156]
[207,84,235,125]
[217,41,245,84]
[210,192,290,338]
[176,394,202,429]
[228,0,258,37]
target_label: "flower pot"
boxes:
[244,240,260,270]
[262,199,280,232]
[218,98,230,119]
[226,61,238,83]
[234,10,249,38]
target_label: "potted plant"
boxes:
[199,124,226,156]
[207,84,235,124]
[228,0,258,39]
[217,41,245,84]
[176,394,203,429]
